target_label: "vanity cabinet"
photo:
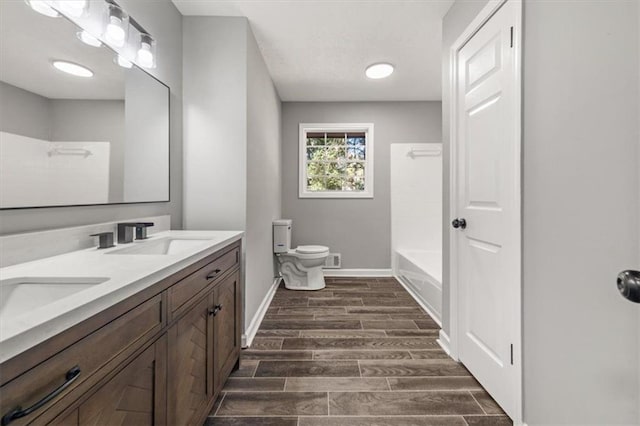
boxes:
[213,273,241,393]
[0,240,242,426]
[77,335,167,426]
[167,295,214,426]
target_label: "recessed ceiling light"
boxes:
[77,31,102,47]
[25,0,59,18]
[52,60,93,77]
[365,63,394,79]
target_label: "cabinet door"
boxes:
[50,409,78,426]
[213,271,241,391]
[167,294,214,426]
[78,335,167,426]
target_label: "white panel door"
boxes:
[454,0,519,419]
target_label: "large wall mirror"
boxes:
[0,1,169,209]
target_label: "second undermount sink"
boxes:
[0,277,109,321]
[107,237,212,256]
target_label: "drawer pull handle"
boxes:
[1,366,81,426]
[208,304,223,317]
[206,269,222,280]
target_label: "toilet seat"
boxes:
[285,245,328,260]
[296,245,329,254]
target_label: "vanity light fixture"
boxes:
[104,4,128,48]
[25,0,59,17]
[115,55,133,69]
[56,0,87,18]
[52,60,94,77]
[77,30,102,47]
[136,33,156,69]
[365,63,394,79]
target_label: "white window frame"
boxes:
[298,123,374,199]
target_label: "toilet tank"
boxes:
[273,219,292,253]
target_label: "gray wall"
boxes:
[281,102,442,269]
[521,0,639,423]
[0,0,183,234]
[123,68,169,203]
[182,17,283,333]
[440,0,489,337]
[182,17,247,231]
[246,25,282,329]
[0,81,50,141]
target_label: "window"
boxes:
[299,123,374,198]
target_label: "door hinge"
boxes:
[510,344,514,365]
[510,26,514,48]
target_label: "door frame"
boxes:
[448,0,523,423]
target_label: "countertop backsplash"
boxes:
[0,215,171,268]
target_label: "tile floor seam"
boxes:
[468,390,488,415]
[326,391,330,416]
[213,392,226,416]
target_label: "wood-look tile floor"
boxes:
[206,277,511,426]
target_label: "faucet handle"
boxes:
[134,222,154,240]
[90,232,115,249]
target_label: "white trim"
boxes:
[449,0,522,424]
[323,268,392,277]
[437,330,451,356]
[242,277,281,348]
[394,274,442,327]
[298,123,374,199]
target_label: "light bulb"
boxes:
[137,45,153,68]
[77,31,102,47]
[25,0,59,17]
[136,34,155,68]
[116,55,133,69]
[57,0,87,17]
[106,17,125,46]
[104,5,128,48]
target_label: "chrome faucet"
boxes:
[117,222,155,244]
[134,222,154,240]
[117,223,138,244]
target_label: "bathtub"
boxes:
[393,249,442,325]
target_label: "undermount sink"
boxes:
[107,237,212,256]
[0,277,108,320]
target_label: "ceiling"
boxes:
[173,0,453,102]
[0,1,125,100]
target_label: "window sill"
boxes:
[298,191,374,199]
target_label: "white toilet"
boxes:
[273,219,329,291]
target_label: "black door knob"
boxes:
[452,218,467,230]
[617,270,640,303]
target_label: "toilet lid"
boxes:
[296,245,329,254]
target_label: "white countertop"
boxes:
[0,230,243,364]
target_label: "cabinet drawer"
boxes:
[0,296,162,426]
[168,246,239,316]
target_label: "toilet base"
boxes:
[279,261,326,291]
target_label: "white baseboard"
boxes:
[437,329,451,356]
[395,274,442,327]
[242,277,281,348]
[323,268,393,277]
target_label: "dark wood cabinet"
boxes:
[78,335,167,426]
[167,295,214,426]
[214,271,241,392]
[0,241,241,426]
